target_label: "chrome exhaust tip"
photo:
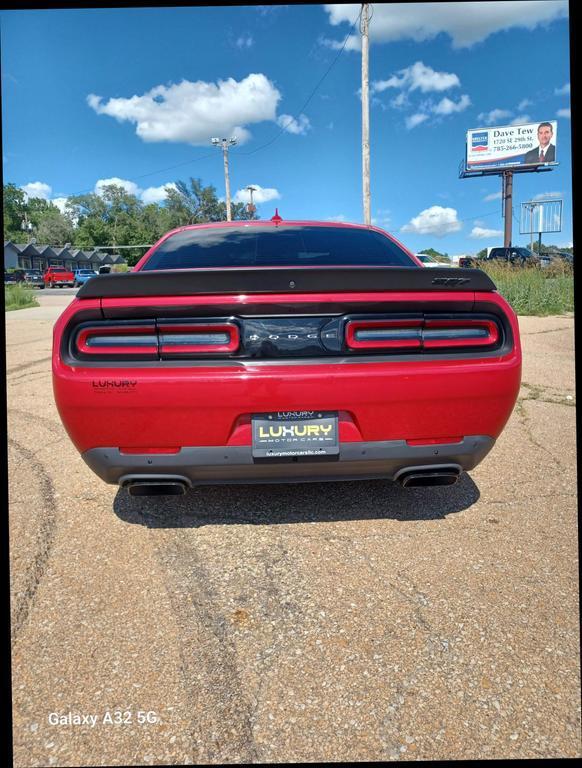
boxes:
[125,479,189,496]
[395,465,462,488]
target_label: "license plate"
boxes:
[252,411,339,459]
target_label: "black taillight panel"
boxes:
[62,309,510,365]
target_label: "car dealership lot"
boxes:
[7,294,579,765]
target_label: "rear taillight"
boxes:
[345,316,501,352]
[345,319,423,349]
[422,318,499,348]
[74,322,158,359]
[72,319,239,360]
[158,321,239,357]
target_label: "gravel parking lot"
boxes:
[7,293,580,765]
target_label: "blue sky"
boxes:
[1,2,571,255]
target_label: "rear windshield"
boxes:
[141,225,417,270]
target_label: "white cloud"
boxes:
[510,114,531,125]
[532,191,562,200]
[470,226,503,239]
[319,34,361,52]
[21,181,52,200]
[372,61,460,94]
[390,92,409,109]
[95,177,141,197]
[372,209,391,227]
[483,191,502,202]
[323,2,568,49]
[555,82,570,95]
[326,214,346,222]
[406,112,429,129]
[433,94,471,115]
[477,108,512,125]
[87,73,281,146]
[141,183,178,204]
[277,113,311,135]
[517,98,532,111]
[51,197,69,214]
[401,206,462,236]
[233,184,281,205]
[557,108,570,119]
[234,34,254,49]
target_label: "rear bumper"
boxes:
[82,435,494,486]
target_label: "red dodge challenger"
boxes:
[52,217,521,496]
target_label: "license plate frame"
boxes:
[251,411,339,459]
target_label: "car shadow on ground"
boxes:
[112,473,480,529]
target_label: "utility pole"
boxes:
[211,137,237,221]
[361,3,371,225]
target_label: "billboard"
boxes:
[465,120,558,172]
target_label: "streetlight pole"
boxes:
[246,185,257,217]
[211,137,237,221]
[361,3,371,225]
[21,213,33,242]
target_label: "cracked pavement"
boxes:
[7,297,580,765]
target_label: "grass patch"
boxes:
[477,261,574,316]
[5,283,40,311]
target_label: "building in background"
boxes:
[4,242,127,272]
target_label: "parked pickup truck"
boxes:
[43,266,75,288]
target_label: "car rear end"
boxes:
[23,270,45,288]
[52,222,521,495]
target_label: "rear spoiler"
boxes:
[77,266,496,299]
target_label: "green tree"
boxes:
[3,183,27,241]
[25,198,74,245]
[66,192,109,247]
[166,177,256,226]
[35,207,74,246]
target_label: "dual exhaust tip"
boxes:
[122,465,462,496]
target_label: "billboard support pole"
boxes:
[361,3,371,225]
[503,171,513,247]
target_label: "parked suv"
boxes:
[486,247,538,265]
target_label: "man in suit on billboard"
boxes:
[523,122,556,164]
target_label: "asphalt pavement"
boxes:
[7,293,580,765]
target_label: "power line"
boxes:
[60,151,216,200]
[55,9,362,200]
[235,6,363,158]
